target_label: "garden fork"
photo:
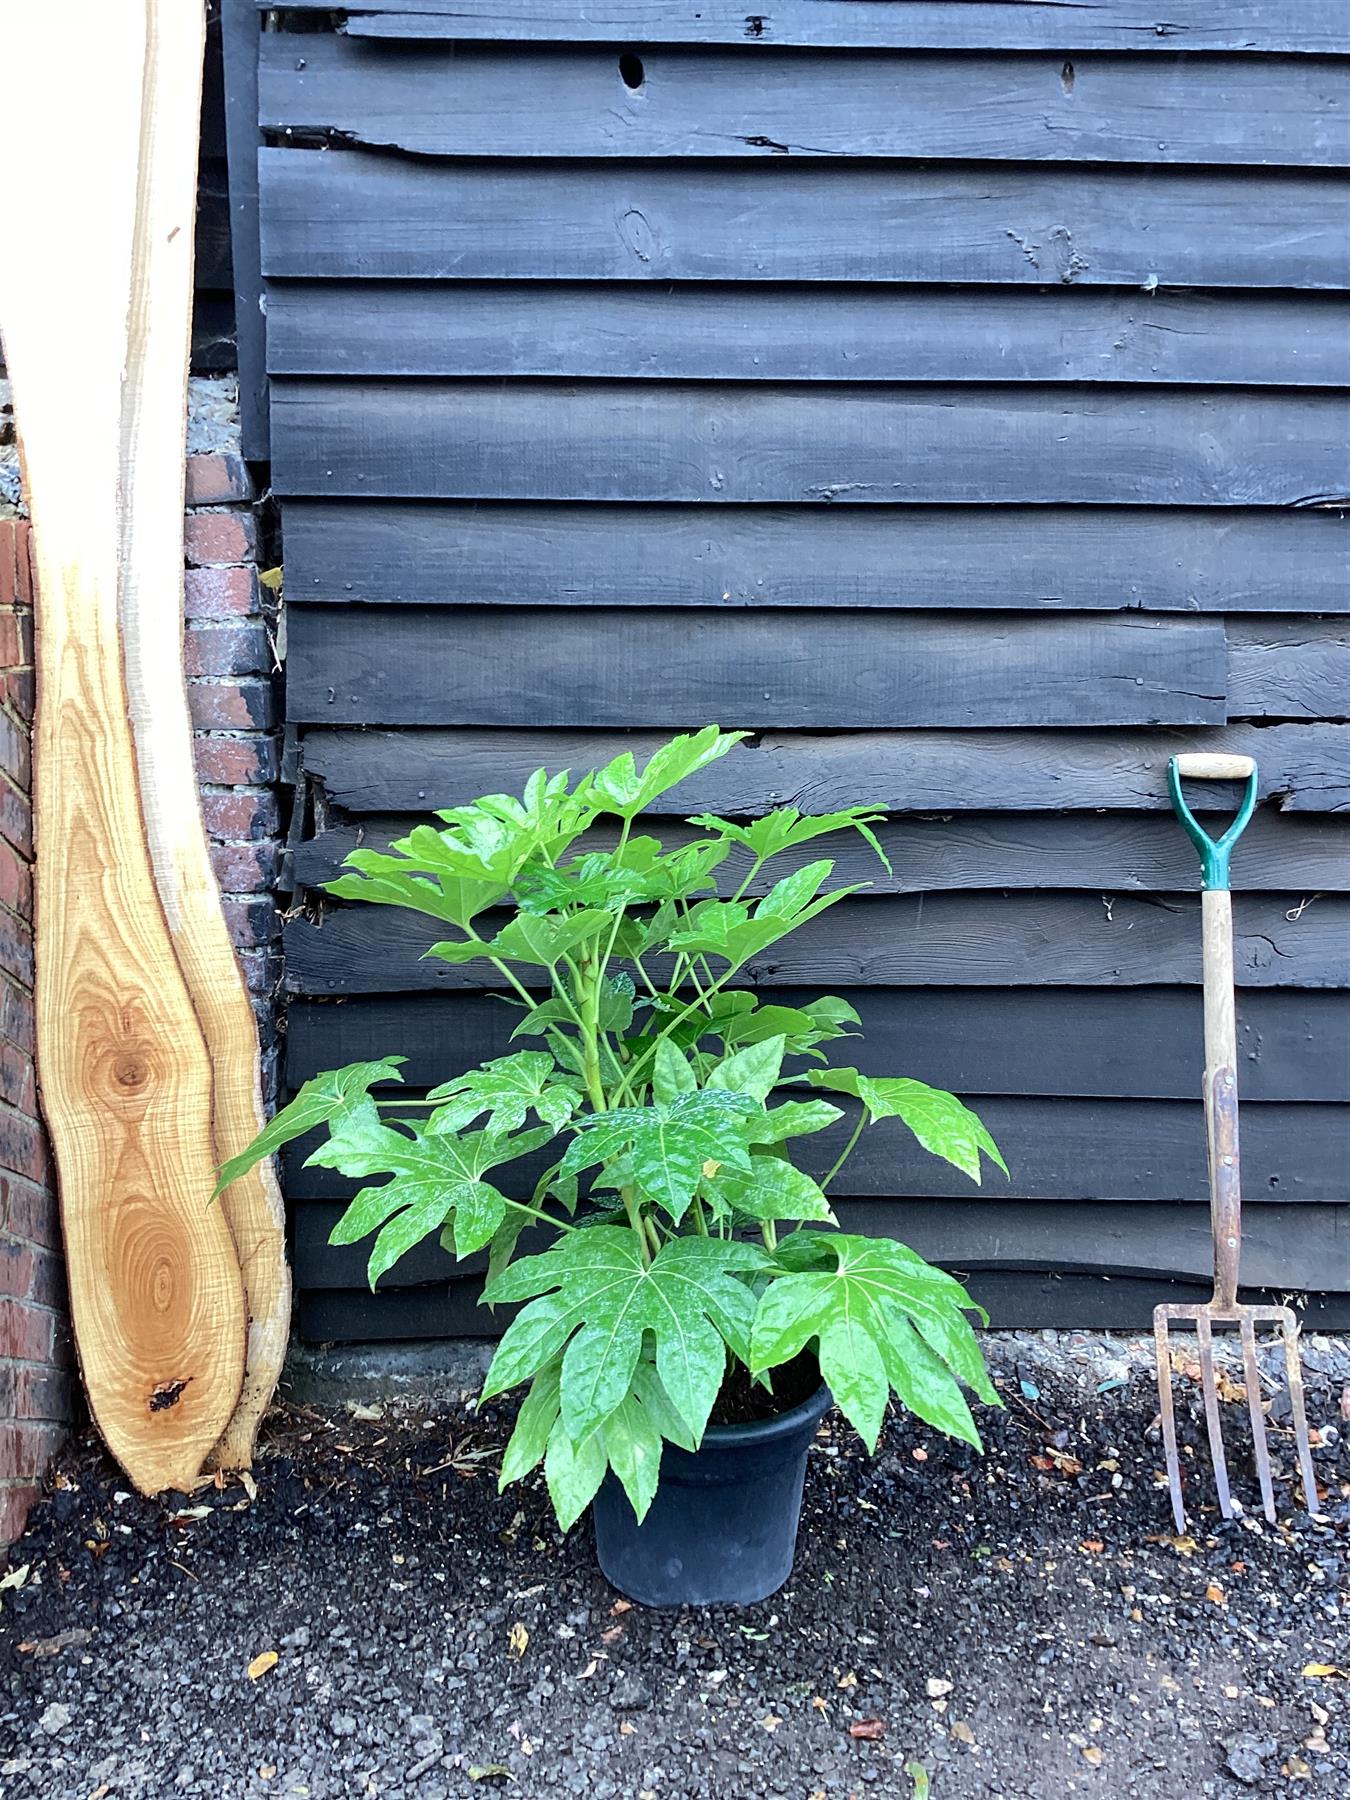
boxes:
[1153,753,1320,1532]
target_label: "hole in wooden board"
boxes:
[1061,60,1076,95]
[618,50,645,91]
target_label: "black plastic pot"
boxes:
[592,1383,832,1607]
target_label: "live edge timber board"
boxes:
[240,3,1350,1338]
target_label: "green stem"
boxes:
[760,1219,778,1254]
[502,1196,578,1234]
[690,1195,709,1237]
[621,1187,652,1268]
[822,1112,868,1192]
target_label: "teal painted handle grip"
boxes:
[1167,755,1259,892]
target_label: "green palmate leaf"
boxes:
[746,1099,845,1146]
[706,1034,785,1102]
[806,1069,1007,1185]
[325,858,508,934]
[750,1233,998,1453]
[665,865,863,968]
[686,804,892,875]
[427,1050,579,1133]
[427,907,612,971]
[714,993,859,1061]
[601,1392,664,1523]
[706,1156,836,1228]
[314,1112,541,1285]
[481,1228,769,1445]
[431,767,598,883]
[588,725,748,819]
[560,1089,758,1222]
[499,1361,562,1488]
[652,1038,697,1107]
[545,1415,609,1532]
[213,1057,406,1196]
[515,836,728,915]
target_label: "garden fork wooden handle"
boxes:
[1169,757,1259,1311]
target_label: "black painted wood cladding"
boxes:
[254,5,1350,1333]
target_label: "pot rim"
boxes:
[696,1379,833,1451]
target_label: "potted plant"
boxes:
[220,728,1006,1605]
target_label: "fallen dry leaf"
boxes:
[600,1624,625,1646]
[1082,1746,1103,1768]
[811,1696,830,1715]
[507,1622,529,1660]
[1302,1663,1345,1680]
[951,1720,976,1746]
[837,1669,858,1689]
[849,1718,886,1741]
[1079,1539,1105,1554]
[619,1722,636,1737]
[610,1598,632,1615]
[1284,1756,1313,1781]
[1205,1583,1226,1606]
[259,1767,276,1781]
[0,1563,30,1592]
[577,1659,599,1680]
[911,1448,928,1462]
[18,1628,93,1656]
[246,1651,278,1681]
[467,1767,514,1783]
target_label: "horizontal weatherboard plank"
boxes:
[267,2,1349,56]
[296,1276,1350,1341]
[1227,620,1350,720]
[299,724,1350,816]
[292,809,1350,896]
[283,892,1350,994]
[283,1094,1350,1204]
[279,501,1350,613]
[265,284,1350,387]
[259,152,1350,289]
[292,1200,1350,1293]
[284,608,1226,729]
[269,383,1350,507]
[259,38,1350,167]
[284,987,1350,1103]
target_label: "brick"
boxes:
[185,622,271,680]
[239,946,284,1000]
[0,1044,34,1113]
[201,789,282,841]
[185,452,253,507]
[0,978,36,1056]
[0,908,34,988]
[13,1361,73,1423]
[193,733,281,787]
[0,1481,42,1547]
[0,1105,50,1187]
[0,840,32,918]
[211,840,281,892]
[0,707,31,794]
[0,775,33,858]
[0,1420,65,1480]
[183,511,259,568]
[0,670,34,726]
[0,1297,54,1363]
[189,678,277,731]
[184,563,262,622]
[25,1246,64,1312]
[0,611,22,670]
[0,523,31,610]
[0,1240,34,1300]
[0,1177,59,1250]
[222,894,282,948]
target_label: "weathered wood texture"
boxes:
[286,607,1232,729]
[260,38,1350,166]
[270,382,1350,507]
[284,894,1350,995]
[280,502,1348,614]
[256,5,1350,1335]
[268,286,1350,388]
[271,1,1349,56]
[259,152,1350,289]
[4,0,247,1491]
[286,988,1350,1104]
[301,726,1350,816]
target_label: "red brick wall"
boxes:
[0,452,281,1547]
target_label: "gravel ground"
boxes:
[1,1330,1346,1800]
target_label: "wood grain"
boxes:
[284,987,1350,1104]
[300,724,1350,816]
[267,285,1350,387]
[259,150,1350,289]
[269,381,1350,507]
[284,606,1226,730]
[1,0,245,1494]
[260,37,1350,166]
[283,892,1350,994]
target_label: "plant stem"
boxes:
[760,1219,778,1254]
[501,1196,577,1234]
[822,1113,868,1192]
[621,1187,652,1268]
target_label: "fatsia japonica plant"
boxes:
[219,728,1007,1529]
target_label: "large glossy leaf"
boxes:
[600,1392,664,1523]
[499,1361,562,1489]
[665,865,862,968]
[746,1099,845,1146]
[213,1057,405,1195]
[427,907,613,971]
[545,1415,608,1531]
[515,837,728,914]
[750,1233,998,1452]
[706,1034,785,1103]
[686,804,892,875]
[313,1111,544,1284]
[705,1156,836,1228]
[326,849,506,935]
[714,992,860,1061]
[807,1069,1007,1185]
[560,1089,758,1221]
[587,725,748,819]
[430,766,598,882]
[427,1050,579,1133]
[481,1228,769,1445]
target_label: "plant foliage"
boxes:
[222,728,1005,1526]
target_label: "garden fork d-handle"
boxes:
[1168,754,1258,1311]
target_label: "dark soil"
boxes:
[708,1354,821,1427]
[0,1334,1346,1800]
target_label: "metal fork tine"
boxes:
[1279,1314,1321,1519]
[1239,1317,1276,1524]
[1153,1311,1187,1533]
[1194,1314,1233,1518]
